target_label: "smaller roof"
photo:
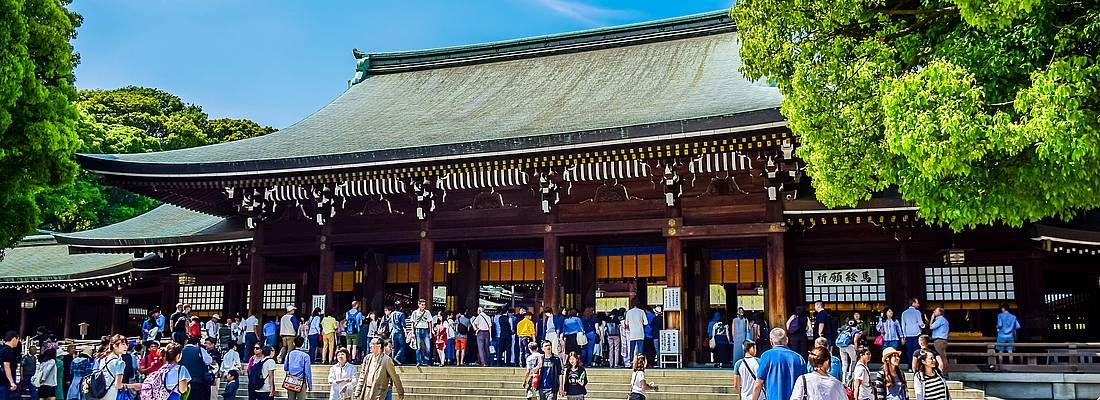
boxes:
[0,235,148,289]
[54,204,251,252]
[1032,209,1100,256]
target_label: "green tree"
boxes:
[0,0,82,248]
[731,0,1100,230]
[207,118,276,142]
[37,87,276,232]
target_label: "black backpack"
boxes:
[247,359,272,392]
[457,321,469,336]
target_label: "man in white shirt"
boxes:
[277,306,298,363]
[409,299,433,366]
[473,307,493,367]
[241,311,260,361]
[205,314,221,340]
[624,299,648,362]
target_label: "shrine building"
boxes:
[1,11,1097,361]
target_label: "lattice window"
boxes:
[179,284,225,311]
[803,268,886,302]
[925,265,1014,301]
[246,283,298,311]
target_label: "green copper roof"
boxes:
[0,235,135,287]
[79,11,783,177]
[54,204,249,250]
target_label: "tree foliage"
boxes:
[731,0,1100,230]
[36,87,276,232]
[0,0,82,248]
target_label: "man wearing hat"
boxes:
[206,314,222,341]
[277,306,300,363]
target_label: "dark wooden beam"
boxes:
[672,222,786,239]
[249,224,266,316]
[543,233,560,311]
[418,233,434,309]
[766,232,787,327]
[318,223,336,307]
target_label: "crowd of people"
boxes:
[0,295,1024,400]
[719,299,1022,400]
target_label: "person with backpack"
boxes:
[707,312,730,367]
[787,306,810,358]
[86,335,140,400]
[139,342,164,376]
[179,338,213,400]
[732,341,759,400]
[604,312,621,368]
[835,319,857,383]
[246,346,275,400]
[139,343,190,400]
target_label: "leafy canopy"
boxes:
[36,87,276,233]
[731,0,1100,230]
[0,0,82,248]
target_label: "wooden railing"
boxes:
[947,342,1100,373]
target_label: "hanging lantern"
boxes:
[114,296,129,305]
[20,298,36,309]
[177,273,197,286]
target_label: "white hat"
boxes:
[286,305,296,312]
[211,314,220,320]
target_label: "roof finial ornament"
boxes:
[350,49,371,86]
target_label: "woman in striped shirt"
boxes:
[914,350,950,400]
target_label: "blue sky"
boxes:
[71,1,732,129]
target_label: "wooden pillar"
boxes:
[19,304,28,338]
[249,224,266,316]
[318,225,336,308]
[363,251,386,314]
[766,232,787,328]
[665,236,684,328]
[418,236,435,308]
[63,292,73,339]
[110,300,120,334]
[543,233,561,311]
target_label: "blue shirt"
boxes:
[877,319,902,341]
[757,345,807,400]
[262,321,277,337]
[644,312,656,339]
[537,355,562,391]
[346,310,364,334]
[563,317,584,335]
[900,307,924,337]
[806,355,843,381]
[930,315,949,340]
[283,349,313,387]
[157,315,167,334]
[389,311,406,336]
[221,378,239,400]
[996,311,1020,337]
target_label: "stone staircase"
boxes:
[219,365,989,400]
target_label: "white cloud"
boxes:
[531,0,634,26]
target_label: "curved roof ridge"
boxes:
[350,10,732,81]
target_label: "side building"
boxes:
[1,11,1096,362]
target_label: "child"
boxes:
[630,355,658,400]
[221,369,239,400]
